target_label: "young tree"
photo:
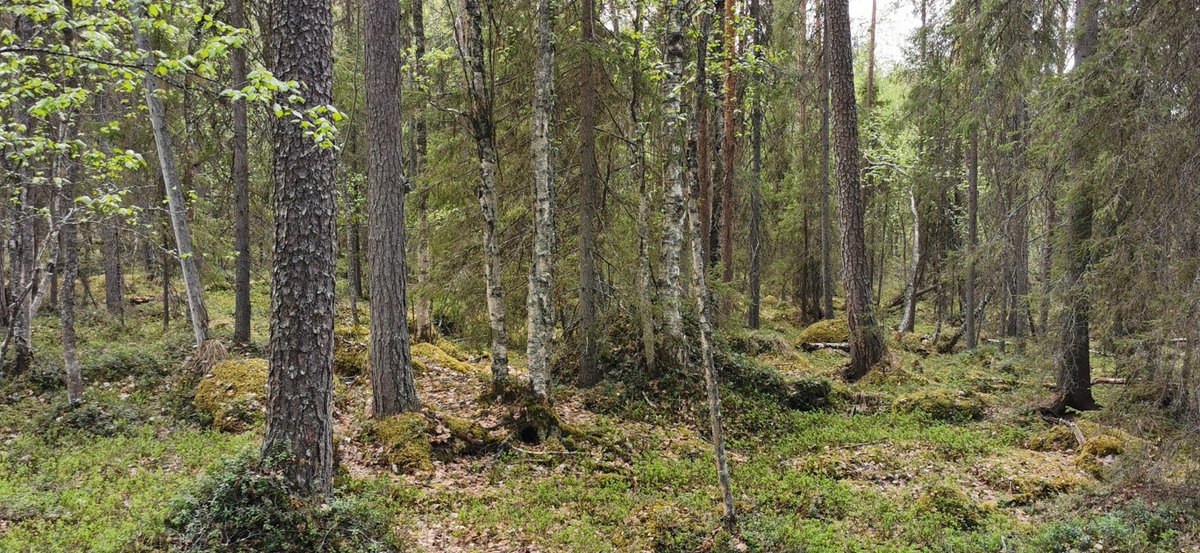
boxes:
[230,0,252,346]
[365,0,419,417]
[260,0,338,495]
[818,0,834,319]
[827,0,886,379]
[719,0,737,307]
[454,0,509,391]
[659,0,688,343]
[630,3,655,372]
[746,0,765,328]
[526,0,557,401]
[412,0,436,344]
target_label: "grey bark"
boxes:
[577,0,600,386]
[899,185,921,333]
[658,0,688,343]
[413,0,435,344]
[747,0,765,329]
[818,1,834,319]
[231,0,252,346]
[526,0,557,401]
[631,4,655,372]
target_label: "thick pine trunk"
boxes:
[366,0,419,417]
[133,3,209,347]
[526,0,557,400]
[577,0,599,386]
[261,0,338,496]
[827,0,887,380]
[456,0,509,389]
[231,0,252,346]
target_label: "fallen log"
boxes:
[1042,377,1127,389]
[800,342,850,352]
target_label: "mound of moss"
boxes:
[795,318,849,345]
[1075,435,1125,477]
[194,359,268,432]
[411,342,477,375]
[362,412,434,472]
[165,452,401,552]
[892,388,985,422]
[724,328,791,356]
[434,338,471,362]
[915,481,989,530]
[1026,425,1079,452]
[979,450,1090,505]
[333,325,369,376]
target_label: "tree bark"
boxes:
[827,0,887,380]
[261,0,338,496]
[696,7,714,272]
[658,0,688,343]
[526,0,557,401]
[818,0,835,319]
[720,0,738,310]
[366,0,419,417]
[412,0,435,344]
[577,0,600,386]
[455,0,509,390]
[899,185,921,333]
[231,0,252,346]
[631,4,655,373]
[865,0,877,110]
[133,2,209,347]
[747,0,765,329]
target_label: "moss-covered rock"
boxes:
[333,324,369,376]
[915,481,989,530]
[1026,425,1079,452]
[892,388,985,422]
[1075,435,1125,477]
[435,339,471,362]
[411,342,477,375]
[795,318,849,344]
[193,358,268,432]
[365,412,433,472]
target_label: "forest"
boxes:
[1,0,1198,550]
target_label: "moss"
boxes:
[892,388,985,422]
[1075,435,1125,477]
[411,342,478,375]
[193,358,268,432]
[333,324,370,376]
[435,338,471,362]
[795,318,849,344]
[512,400,562,445]
[1026,425,1078,452]
[367,412,433,472]
[787,377,833,411]
[979,450,1090,504]
[915,481,989,530]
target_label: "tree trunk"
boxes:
[413,0,435,344]
[133,3,209,347]
[899,186,921,333]
[526,0,557,401]
[827,0,887,380]
[684,101,737,531]
[658,0,688,343]
[58,13,83,403]
[577,0,600,386]
[455,0,509,390]
[720,0,738,311]
[696,7,713,272]
[1047,0,1099,414]
[747,0,765,329]
[631,4,655,373]
[366,0,419,417]
[865,0,877,110]
[261,0,338,496]
[818,1,835,319]
[231,0,252,346]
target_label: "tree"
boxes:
[630,2,655,372]
[260,0,338,495]
[454,0,509,391]
[747,0,765,328]
[818,0,834,320]
[658,0,688,343]
[1046,0,1099,414]
[412,0,435,344]
[132,0,209,348]
[827,0,887,380]
[526,0,557,401]
[577,0,600,386]
[230,0,252,346]
[719,0,737,309]
[365,0,419,417]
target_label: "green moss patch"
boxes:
[362,412,434,472]
[193,358,268,432]
[892,388,985,422]
[795,318,849,345]
[333,325,370,376]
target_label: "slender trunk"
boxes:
[413,0,435,344]
[747,0,764,328]
[231,0,252,346]
[366,0,419,417]
[526,0,557,400]
[696,7,713,271]
[133,3,209,347]
[58,14,82,403]
[658,0,688,343]
[720,0,737,308]
[631,5,655,372]
[828,0,886,380]
[577,0,600,386]
[102,217,123,322]
[456,0,509,388]
[1040,173,1055,335]
[865,0,877,109]
[818,1,834,319]
[899,185,921,333]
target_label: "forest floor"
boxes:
[2,276,1199,552]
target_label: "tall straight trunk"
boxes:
[1002,105,1031,351]
[58,8,82,405]
[684,111,737,531]
[631,5,655,372]
[102,217,123,322]
[818,1,834,319]
[261,0,338,496]
[413,0,435,344]
[964,0,980,349]
[827,0,886,380]
[720,0,737,304]
[577,0,600,386]
[9,15,34,374]
[366,0,419,417]
[526,0,557,400]
[231,0,252,346]
[747,0,765,328]
[133,3,209,347]
[1040,173,1055,334]
[696,3,713,285]
[865,0,877,109]
[456,0,509,389]
[658,0,687,342]
[1048,0,1099,414]
[899,185,921,333]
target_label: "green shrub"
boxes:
[165,452,401,552]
